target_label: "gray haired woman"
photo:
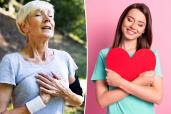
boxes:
[0,1,83,114]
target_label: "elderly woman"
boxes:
[0,1,83,114]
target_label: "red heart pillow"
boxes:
[106,48,156,81]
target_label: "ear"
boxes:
[18,22,29,35]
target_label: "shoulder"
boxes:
[98,48,110,58]
[1,52,19,63]
[53,49,69,55]
[52,49,73,60]
[150,48,159,57]
[0,53,20,72]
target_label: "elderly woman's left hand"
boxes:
[36,73,70,98]
[106,68,124,87]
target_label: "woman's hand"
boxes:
[36,73,83,106]
[106,68,124,87]
[36,73,70,98]
[39,92,51,104]
[0,84,30,114]
[134,70,155,86]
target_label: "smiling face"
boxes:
[121,8,146,41]
[24,9,55,41]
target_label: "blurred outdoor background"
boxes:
[0,0,86,114]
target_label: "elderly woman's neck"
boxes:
[23,39,50,61]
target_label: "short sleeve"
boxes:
[91,50,106,82]
[66,53,78,77]
[0,55,16,85]
[153,49,163,78]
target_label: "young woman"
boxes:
[0,1,83,114]
[91,3,163,114]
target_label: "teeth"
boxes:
[42,26,51,29]
[127,29,136,35]
[128,30,134,35]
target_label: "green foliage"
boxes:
[0,0,8,8]
[0,0,4,3]
[49,0,86,42]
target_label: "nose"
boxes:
[43,14,50,23]
[130,22,137,30]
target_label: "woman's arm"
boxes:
[65,76,84,106]
[95,74,151,108]
[61,86,84,107]
[119,76,163,104]
[95,80,128,108]
[55,76,83,107]
[106,69,163,104]
[0,83,51,114]
[0,84,30,114]
[97,69,161,108]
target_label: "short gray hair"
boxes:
[16,0,54,35]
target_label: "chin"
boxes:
[43,33,54,38]
[124,34,138,40]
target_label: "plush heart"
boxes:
[106,48,156,81]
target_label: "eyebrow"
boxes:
[32,9,53,17]
[32,9,41,14]
[36,9,53,14]
[127,16,146,24]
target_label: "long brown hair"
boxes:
[112,3,152,50]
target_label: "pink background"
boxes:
[85,0,171,114]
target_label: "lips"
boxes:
[126,28,137,35]
[41,26,51,30]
